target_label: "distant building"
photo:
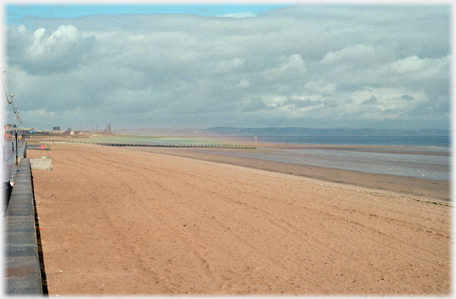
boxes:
[53,126,60,131]
[65,128,75,135]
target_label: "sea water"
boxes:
[206,135,451,181]
[255,135,450,148]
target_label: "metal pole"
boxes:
[10,95,14,152]
[15,130,18,165]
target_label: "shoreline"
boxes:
[126,145,450,203]
[256,142,450,155]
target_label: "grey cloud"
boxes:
[323,100,338,108]
[382,108,395,115]
[361,95,380,105]
[242,97,267,112]
[5,5,450,130]
[282,98,322,109]
[400,95,414,101]
[424,78,450,101]
[405,98,450,118]
[335,83,365,93]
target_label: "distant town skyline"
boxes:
[3,3,451,131]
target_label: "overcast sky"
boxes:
[2,3,451,131]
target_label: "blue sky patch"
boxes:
[6,4,287,24]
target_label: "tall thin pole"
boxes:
[15,130,17,165]
[11,95,14,152]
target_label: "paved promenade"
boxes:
[4,158,44,295]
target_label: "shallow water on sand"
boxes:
[203,146,450,181]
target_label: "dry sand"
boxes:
[28,143,451,295]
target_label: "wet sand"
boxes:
[28,143,451,295]
[129,144,450,202]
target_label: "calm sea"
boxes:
[255,135,450,148]
[210,135,451,181]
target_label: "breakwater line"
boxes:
[38,139,257,149]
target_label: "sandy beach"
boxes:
[28,143,451,295]
[130,144,450,202]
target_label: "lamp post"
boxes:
[10,95,14,152]
[2,71,19,164]
[15,125,18,165]
[2,71,22,165]
[15,110,23,165]
[9,96,19,165]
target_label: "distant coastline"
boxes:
[250,135,450,148]
[206,127,450,137]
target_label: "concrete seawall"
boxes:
[30,157,52,170]
[4,158,44,295]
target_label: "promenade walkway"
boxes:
[4,151,44,295]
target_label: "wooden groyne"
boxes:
[37,139,257,149]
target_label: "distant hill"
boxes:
[206,127,450,137]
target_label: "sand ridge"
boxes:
[29,143,451,295]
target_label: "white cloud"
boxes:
[213,57,245,74]
[304,81,336,95]
[383,55,449,81]
[320,44,384,68]
[236,79,250,89]
[218,12,256,19]
[261,54,306,81]
[9,25,96,75]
